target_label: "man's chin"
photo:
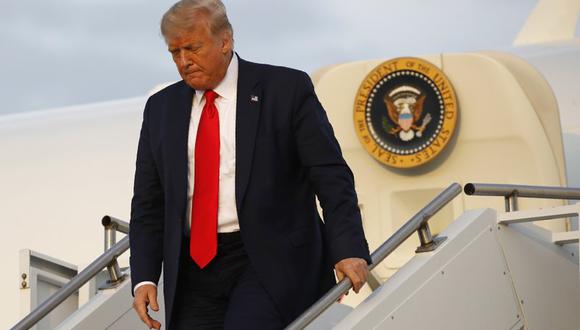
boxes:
[184,79,211,91]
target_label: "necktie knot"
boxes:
[204,90,218,104]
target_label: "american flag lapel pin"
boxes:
[250,95,259,102]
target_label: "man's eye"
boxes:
[188,45,202,53]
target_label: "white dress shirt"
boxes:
[186,54,240,234]
[134,54,240,294]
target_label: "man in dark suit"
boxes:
[130,1,371,329]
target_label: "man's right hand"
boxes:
[133,284,162,330]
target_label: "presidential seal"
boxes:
[353,57,458,169]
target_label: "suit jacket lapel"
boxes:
[168,81,194,220]
[236,58,261,213]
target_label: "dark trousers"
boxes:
[171,232,287,330]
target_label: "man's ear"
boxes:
[221,31,233,54]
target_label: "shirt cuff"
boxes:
[133,281,157,295]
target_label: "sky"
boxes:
[0,0,542,115]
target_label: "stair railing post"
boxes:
[415,221,447,253]
[103,220,124,286]
[510,191,519,211]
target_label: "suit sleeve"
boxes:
[291,71,372,266]
[129,98,165,296]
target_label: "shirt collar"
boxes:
[194,53,238,105]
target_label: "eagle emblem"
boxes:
[354,57,458,168]
[384,85,432,141]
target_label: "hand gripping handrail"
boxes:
[11,216,130,330]
[286,183,462,330]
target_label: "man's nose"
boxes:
[178,52,192,68]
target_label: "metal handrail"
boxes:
[11,218,130,330]
[464,183,580,200]
[102,215,129,234]
[464,183,580,212]
[286,183,462,330]
[14,183,576,330]
[102,216,130,286]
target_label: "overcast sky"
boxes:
[0,0,542,115]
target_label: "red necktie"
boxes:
[190,90,220,268]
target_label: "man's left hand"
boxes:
[334,258,369,294]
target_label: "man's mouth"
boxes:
[185,69,202,76]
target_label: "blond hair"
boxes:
[161,0,233,39]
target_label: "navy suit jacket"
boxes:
[129,56,371,326]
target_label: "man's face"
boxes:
[166,18,233,90]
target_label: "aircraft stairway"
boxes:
[11,183,580,330]
[308,207,579,329]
